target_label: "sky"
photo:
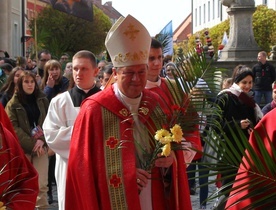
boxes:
[102,0,192,36]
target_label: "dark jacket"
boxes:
[5,91,49,154]
[261,102,275,116]
[215,92,257,137]
[0,69,6,90]
[32,66,44,78]
[44,76,69,101]
[213,91,258,163]
[252,61,276,91]
[0,91,12,108]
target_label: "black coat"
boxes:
[252,61,276,91]
[213,91,258,161]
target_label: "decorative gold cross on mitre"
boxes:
[124,24,140,41]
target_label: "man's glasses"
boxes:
[40,59,50,62]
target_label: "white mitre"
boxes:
[105,14,151,68]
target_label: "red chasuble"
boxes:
[0,124,38,209]
[0,104,17,138]
[65,85,192,210]
[226,108,276,209]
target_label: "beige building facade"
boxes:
[0,1,22,58]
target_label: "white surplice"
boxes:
[43,92,79,210]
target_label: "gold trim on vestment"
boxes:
[139,107,149,115]
[102,107,127,210]
[119,108,129,117]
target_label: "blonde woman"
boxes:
[40,59,69,101]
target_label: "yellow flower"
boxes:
[0,202,6,210]
[170,124,183,143]
[161,143,171,157]
[155,129,170,141]
[160,135,173,144]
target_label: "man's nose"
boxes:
[131,72,141,81]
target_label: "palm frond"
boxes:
[197,120,276,209]
[170,48,225,133]
[171,48,276,209]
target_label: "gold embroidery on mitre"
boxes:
[124,23,139,41]
[119,108,129,117]
[114,50,149,64]
[139,107,149,115]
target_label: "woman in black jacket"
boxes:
[213,65,263,208]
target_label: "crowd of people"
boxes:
[0,14,276,210]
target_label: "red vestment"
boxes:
[65,86,192,210]
[0,104,16,138]
[0,105,38,209]
[226,108,276,209]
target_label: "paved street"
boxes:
[46,177,218,210]
[190,179,218,210]
[45,186,58,210]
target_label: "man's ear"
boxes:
[94,67,100,76]
[112,68,117,79]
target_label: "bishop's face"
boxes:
[114,64,148,98]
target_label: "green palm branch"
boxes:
[195,120,276,209]
[173,48,276,209]
[169,47,225,131]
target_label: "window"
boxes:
[213,0,215,19]
[13,22,19,56]
[204,4,206,23]
[208,1,210,22]
[217,0,220,18]
[195,8,198,27]
[199,6,201,25]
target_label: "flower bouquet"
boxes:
[132,47,223,172]
[130,96,200,172]
[155,124,183,157]
[134,123,186,171]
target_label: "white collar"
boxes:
[113,83,142,113]
[145,77,161,89]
